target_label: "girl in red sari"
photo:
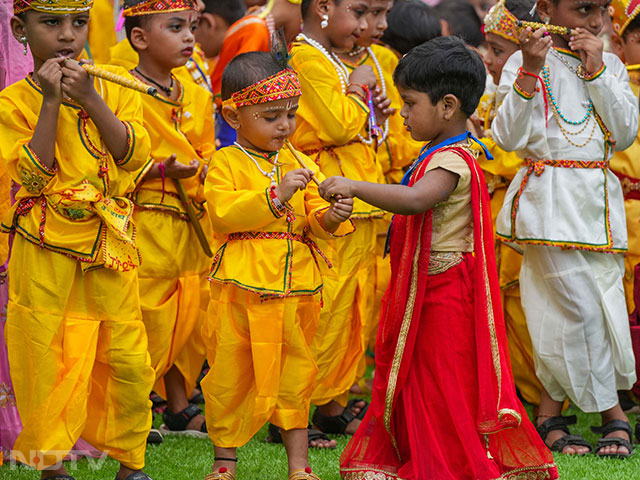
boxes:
[319,36,558,480]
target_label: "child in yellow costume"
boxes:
[1,0,155,478]
[337,0,428,393]
[610,0,640,317]
[121,0,215,437]
[469,0,543,408]
[289,0,392,435]
[202,51,354,480]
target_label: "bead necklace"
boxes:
[541,65,593,126]
[133,67,174,96]
[234,142,278,186]
[348,46,365,57]
[550,48,585,79]
[366,46,389,143]
[297,33,349,93]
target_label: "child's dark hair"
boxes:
[393,36,486,116]
[221,51,287,100]
[505,0,540,22]
[623,15,640,39]
[123,0,151,51]
[203,0,245,25]
[301,0,342,18]
[380,0,441,55]
[435,0,484,47]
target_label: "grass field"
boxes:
[1,406,639,479]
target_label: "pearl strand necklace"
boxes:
[234,142,278,186]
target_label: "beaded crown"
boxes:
[483,0,519,44]
[122,0,196,17]
[609,0,640,36]
[222,69,302,109]
[14,0,92,15]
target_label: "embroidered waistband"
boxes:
[523,158,608,177]
[226,230,332,268]
[428,251,464,275]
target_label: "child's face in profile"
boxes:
[544,0,608,37]
[138,10,198,69]
[16,11,89,68]
[613,29,640,65]
[231,97,300,153]
[397,86,443,142]
[484,33,519,84]
[355,0,392,48]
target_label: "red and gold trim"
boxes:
[222,69,301,109]
[122,0,196,17]
[483,0,519,44]
[609,0,640,37]
[14,0,92,15]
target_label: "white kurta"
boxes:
[493,49,638,411]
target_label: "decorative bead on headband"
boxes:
[609,0,640,37]
[122,0,196,17]
[14,0,92,15]
[483,0,519,44]
[222,69,302,109]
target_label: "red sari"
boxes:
[340,146,558,480]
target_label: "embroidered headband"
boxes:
[483,0,519,44]
[122,0,196,17]
[14,0,92,15]
[222,69,302,109]
[609,0,640,37]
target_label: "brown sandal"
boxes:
[289,468,321,480]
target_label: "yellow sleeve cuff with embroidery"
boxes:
[17,143,56,195]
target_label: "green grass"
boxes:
[2,407,640,479]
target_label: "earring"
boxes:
[20,35,27,55]
[544,17,550,25]
[321,14,329,29]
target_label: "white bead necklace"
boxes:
[234,142,278,186]
[297,33,349,94]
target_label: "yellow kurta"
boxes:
[0,162,11,263]
[474,91,541,407]
[131,75,215,397]
[87,0,117,64]
[290,41,382,406]
[202,145,354,446]
[609,67,640,315]
[0,71,154,469]
[109,39,213,94]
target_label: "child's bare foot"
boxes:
[209,447,237,478]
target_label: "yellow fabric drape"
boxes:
[87,0,117,64]
[6,237,154,470]
[473,91,542,407]
[610,72,640,314]
[0,162,11,263]
[131,76,215,393]
[0,69,151,266]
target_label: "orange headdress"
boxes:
[610,0,640,36]
[222,69,302,109]
[122,0,196,17]
[483,0,519,44]
[14,0,92,15]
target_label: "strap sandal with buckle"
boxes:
[591,419,635,458]
[289,467,321,480]
[204,458,237,480]
[311,399,369,435]
[536,415,593,454]
[267,423,336,449]
[159,403,208,438]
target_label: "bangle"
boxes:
[268,184,286,212]
[347,82,370,100]
[584,63,606,81]
[513,80,535,99]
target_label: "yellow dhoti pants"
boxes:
[6,237,154,469]
[135,210,209,395]
[312,218,377,407]
[201,283,320,447]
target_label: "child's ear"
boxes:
[129,26,148,52]
[314,0,332,19]
[10,15,26,43]
[222,105,241,129]
[440,94,461,121]
[535,0,553,25]
[610,33,626,63]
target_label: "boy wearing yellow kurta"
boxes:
[1,0,154,478]
[476,0,543,408]
[290,0,393,434]
[202,52,354,480]
[122,0,215,436]
[610,0,640,318]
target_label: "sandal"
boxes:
[160,403,208,438]
[289,468,321,480]
[116,472,153,480]
[536,415,593,454]
[45,476,76,480]
[147,428,163,445]
[266,423,336,449]
[311,399,369,435]
[591,419,635,458]
[204,458,237,480]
